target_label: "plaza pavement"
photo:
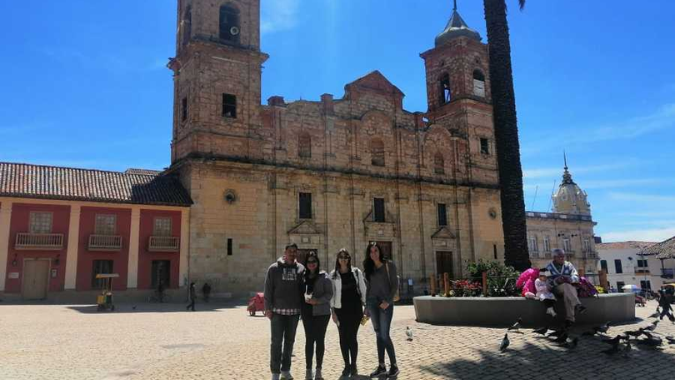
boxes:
[0,300,673,380]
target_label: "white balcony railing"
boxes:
[88,235,123,251]
[15,233,64,250]
[148,236,180,252]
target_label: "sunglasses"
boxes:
[338,256,350,260]
[307,260,318,264]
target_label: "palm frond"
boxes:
[519,0,526,10]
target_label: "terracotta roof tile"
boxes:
[0,162,192,207]
[640,236,675,259]
[597,241,657,250]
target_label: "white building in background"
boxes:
[596,241,668,292]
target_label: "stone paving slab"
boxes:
[0,301,673,379]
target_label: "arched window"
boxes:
[473,69,485,97]
[181,6,192,46]
[371,138,385,167]
[439,74,451,104]
[219,4,240,42]
[298,133,311,158]
[434,153,445,175]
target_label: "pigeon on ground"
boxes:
[602,335,625,345]
[648,311,660,318]
[643,320,659,332]
[596,321,611,334]
[665,336,675,345]
[533,326,549,335]
[508,318,523,332]
[500,333,510,352]
[406,326,413,341]
[625,329,643,338]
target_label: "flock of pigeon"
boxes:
[499,306,675,356]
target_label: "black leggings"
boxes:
[302,314,330,370]
[335,307,363,367]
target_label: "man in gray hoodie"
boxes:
[265,243,305,380]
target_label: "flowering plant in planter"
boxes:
[450,279,482,297]
[466,260,521,297]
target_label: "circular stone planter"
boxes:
[413,293,636,327]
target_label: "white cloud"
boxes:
[261,0,301,34]
[601,227,675,243]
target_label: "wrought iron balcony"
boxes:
[635,268,650,274]
[662,268,674,279]
[148,236,180,252]
[15,233,64,250]
[88,235,123,251]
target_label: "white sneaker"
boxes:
[281,371,294,380]
[546,307,557,317]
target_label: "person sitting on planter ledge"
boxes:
[546,248,586,327]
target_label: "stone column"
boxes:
[0,201,13,292]
[127,208,141,289]
[179,208,190,287]
[64,205,81,289]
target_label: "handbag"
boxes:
[385,262,401,302]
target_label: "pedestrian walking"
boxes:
[658,287,674,322]
[186,282,196,311]
[363,242,399,378]
[265,243,305,380]
[301,252,333,380]
[202,282,212,302]
[330,248,367,378]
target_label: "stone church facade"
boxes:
[167,0,506,297]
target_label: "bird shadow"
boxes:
[418,329,675,380]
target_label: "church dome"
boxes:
[552,164,591,215]
[435,8,482,47]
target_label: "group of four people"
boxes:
[264,242,400,380]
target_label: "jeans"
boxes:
[270,314,300,374]
[301,313,330,370]
[367,300,397,365]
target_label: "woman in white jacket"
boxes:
[330,249,367,378]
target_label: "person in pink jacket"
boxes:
[516,268,539,298]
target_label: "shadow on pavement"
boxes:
[66,301,244,314]
[418,326,675,380]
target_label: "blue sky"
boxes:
[1,0,674,243]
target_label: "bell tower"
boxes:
[169,0,269,163]
[420,0,491,118]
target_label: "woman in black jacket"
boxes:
[301,252,333,380]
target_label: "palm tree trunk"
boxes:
[483,0,531,271]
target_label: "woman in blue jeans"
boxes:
[363,242,399,378]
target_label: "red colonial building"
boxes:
[0,163,191,300]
